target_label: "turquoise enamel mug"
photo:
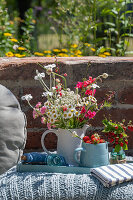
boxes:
[74,142,109,168]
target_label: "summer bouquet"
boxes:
[102,119,133,153]
[22,63,113,130]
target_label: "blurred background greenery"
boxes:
[0,0,133,57]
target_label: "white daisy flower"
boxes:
[49,118,55,124]
[21,94,33,101]
[70,108,75,113]
[63,112,68,119]
[42,91,53,97]
[88,96,97,103]
[67,112,73,118]
[34,72,45,80]
[52,113,58,119]
[74,111,80,117]
[44,64,56,69]
[91,83,100,88]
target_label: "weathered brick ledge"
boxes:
[0,56,133,154]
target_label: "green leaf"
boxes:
[114,144,121,153]
[104,22,116,27]
[123,143,128,150]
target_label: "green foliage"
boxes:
[102,118,129,153]
[0,0,35,57]
[21,8,36,53]
[46,0,133,56]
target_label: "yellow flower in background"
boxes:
[57,53,68,57]
[34,52,44,56]
[5,52,14,57]
[61,49,68,52]
[91,48,96,52]
[104,52,111,56]
[53,49,60,52]
[9,21,14,25]
[32,19,36,24]
[75,50,82,54]
[44,50,52,54]
[84,43,91,47]
[4,33,12,37]
[14,54,26,58]
[18,47,26,50]
[10,38,18,42]
[98,54,106,58]
[71,44,78,48]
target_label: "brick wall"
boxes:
[0,56,133,154]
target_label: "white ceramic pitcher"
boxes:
[41,124,89,166]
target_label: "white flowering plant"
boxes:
[22,63,114,130]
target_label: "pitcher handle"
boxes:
[41,129,58,155]
[74,147,86,164]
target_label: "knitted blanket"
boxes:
[0,166,133,200]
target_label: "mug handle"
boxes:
[41,129,58,155]
[74,147,86,164]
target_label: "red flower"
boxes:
[85,89,96,96]
[64,73,67,77]
[75,81,83,89]
[85,110,96,119]
[81,106,86,114]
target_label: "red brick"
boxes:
[25,131,57,150]
[90,107,133,127]
[118,87,133,104]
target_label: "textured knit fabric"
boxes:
[0,166,133,200]
[91,163,133,187]
[0,84,27,175]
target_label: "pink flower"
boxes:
[41,117,46,124]
[81,106,86,114]
[47,122,51,130]
[75,81,83,89]
[85,110,96,119]
[33,109,39,119]
[64,73,67,77]
[88,76,96,84]
[35,102,42,108]
[40,106,47,114]
[83,81,88,87]
[85,89,96,96]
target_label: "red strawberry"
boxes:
[99,139,105,143]
[122,126,126,131]
[120,142,124,147]
[83,136,90,142]
[115,137,119,141]
[91,135,95,140]
[86,140,91,144]
[128,125,133,131]
[125,140,128,145]
[110,138,114,143]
